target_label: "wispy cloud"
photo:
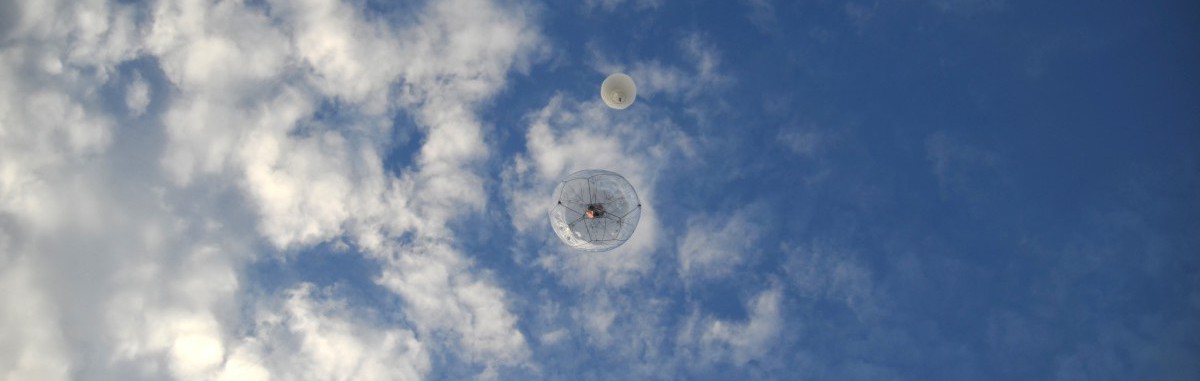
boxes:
[678,206,764,281]
[928,0,1006,15]
[677,287,784,367]
[582,0,664,13]
[925,131,1011,210]
[782,242,879,320]
[777,128,823,157]
[845,2,878,32]
[742,0,777,33]
[503,94,693,289]
[591,33,731,104]
[217,284,429,381]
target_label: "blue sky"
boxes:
[0,0,1197,380]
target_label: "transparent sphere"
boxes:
[548,169,642,252]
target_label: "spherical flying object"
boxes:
[600,73,637,109]
[548,169,642,252]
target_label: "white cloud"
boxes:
[147,0,540,372]
[742,0,777,33]
[125,71,150,116]
[782,242,878,320]
[539,328,568,346]
[929,0,1006,15]
[583,0,664,13]
[218,284,429,381]
[0,0,18,43]
[1,0,543,379]
[777,127,823,157]
[503,94,694,289]
[925,131,1010,208]
[678,206,764,281]
[497,89,712,378]
[215,344,270,381]
[611,33,730,102]
[606,33,733,128]
[679,34,726,88]
[0,257,70,381]
[0,3,250,381]
[549,289,678,378]
[376,240,530,368]
[845,2,878,32]
[677,287,784,366]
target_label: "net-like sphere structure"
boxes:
[548,169,642,252]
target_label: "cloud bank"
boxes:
[1,0,542,379]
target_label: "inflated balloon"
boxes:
[600,73,637,109]
[548,169,642,252]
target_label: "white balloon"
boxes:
[600,73,637,109]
